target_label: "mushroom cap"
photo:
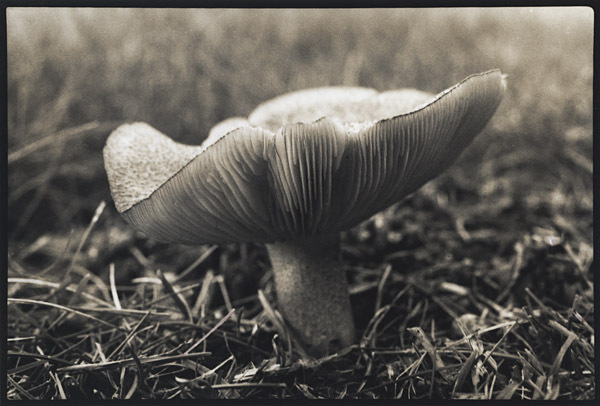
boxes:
[104,70,506,244]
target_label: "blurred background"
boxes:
[7,7,593,272]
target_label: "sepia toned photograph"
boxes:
[6,7,594,400]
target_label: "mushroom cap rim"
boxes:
[113,68,505,217]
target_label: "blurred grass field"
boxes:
[6,7,594,400]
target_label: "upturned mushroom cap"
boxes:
[104,70,506,244]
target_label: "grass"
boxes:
[6,7,594,400]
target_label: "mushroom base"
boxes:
[266,234,355,357]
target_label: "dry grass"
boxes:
[6,7,594,400]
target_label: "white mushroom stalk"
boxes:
[104,70,506,356]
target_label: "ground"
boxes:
[6,8,594,400]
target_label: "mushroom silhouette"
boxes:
[104,70,506,356]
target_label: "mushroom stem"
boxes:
[266,233,355,356]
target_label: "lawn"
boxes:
[6,7,594,400]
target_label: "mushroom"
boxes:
[103,70,506,356]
